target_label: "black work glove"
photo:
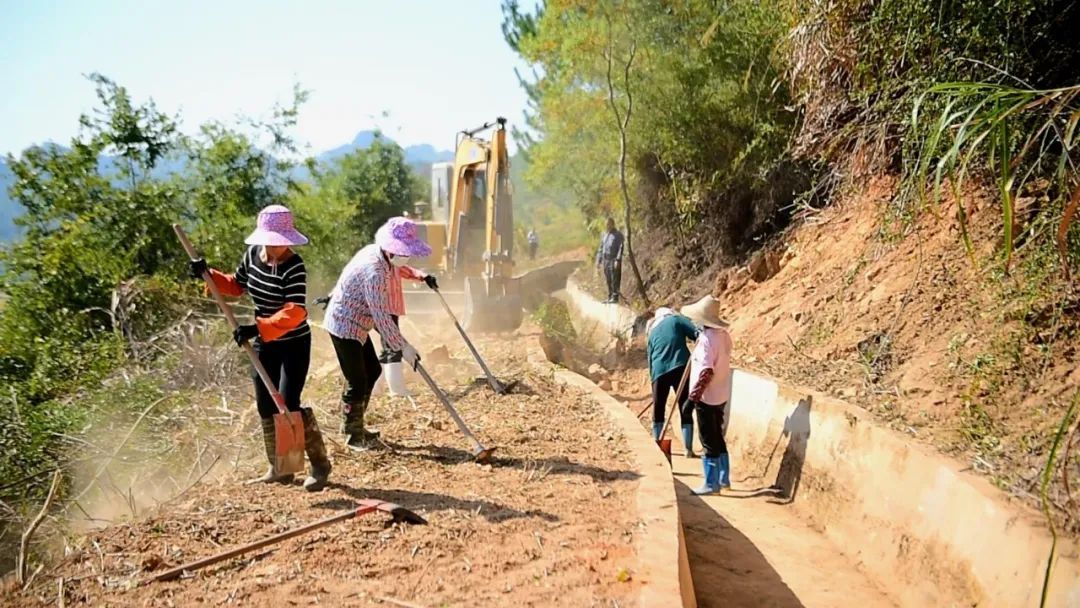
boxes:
[423,274,439,290]
[233,324,259,346]
[189,258,208,280]
[314,295,330,310]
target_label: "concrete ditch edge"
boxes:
[558,274,1080,606]
[527,340,696,608]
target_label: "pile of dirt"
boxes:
[7,330,642,607]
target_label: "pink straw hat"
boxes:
[375,217,432,257]
[244,205,309,247]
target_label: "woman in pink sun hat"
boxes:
[322,216,434,451]
[188,205,331,491]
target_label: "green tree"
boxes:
[318,135,415,242]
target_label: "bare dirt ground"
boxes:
[6,326,642,607]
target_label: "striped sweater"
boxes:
[210,247,310,342]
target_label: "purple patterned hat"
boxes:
[244,205,309,246]
[375,217,432,257]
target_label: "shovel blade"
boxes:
[274,411,306,475]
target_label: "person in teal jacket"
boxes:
[646,307,700,456]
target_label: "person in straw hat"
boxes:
[322,216,430,451]
[189,204,332,491]
[680,294,734,495]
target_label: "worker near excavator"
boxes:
[188,205,332,491]
[681,295,734,495]
[527,227,539,260]
[647,306,699,457]
[322,217,431,451]
[595,216,624,303]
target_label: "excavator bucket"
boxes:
[463,276,523,333]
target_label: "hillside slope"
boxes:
[701,177,1078,530]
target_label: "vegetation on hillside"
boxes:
[502,0,1080,287]
[0,76,422,517]
[501,0,1080,552]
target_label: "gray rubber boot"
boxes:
[301,408,331,491]
[247,418,295,485]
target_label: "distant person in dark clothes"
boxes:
[647,307,699,456]
[188,205,331,492]
[527,228,539,260]
[595,216,624,303]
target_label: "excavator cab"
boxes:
[412,118,522,332]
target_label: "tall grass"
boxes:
[910,82,1080,274]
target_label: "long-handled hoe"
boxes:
[174,224,305,476]
[149,500,426,583]
[412,358,497,463]
[433,287,513,394]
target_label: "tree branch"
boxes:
[18,470,62,588]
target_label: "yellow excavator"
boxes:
[408,118,523,332]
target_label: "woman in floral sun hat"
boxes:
[323,216,431,451]
[188,205,332,491]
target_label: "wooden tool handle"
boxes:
[152,504,378,582]
[173,224,287,412]
[413,359,486,451]
[434,289,504,393]
[660,354,694,439]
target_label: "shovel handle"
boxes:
[173,224,287,413]
[151,504,380,582]
[434,289,504,393]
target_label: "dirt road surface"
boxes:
[9,328,642,607]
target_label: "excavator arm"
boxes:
[420,118,522,332]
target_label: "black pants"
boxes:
[252,333,311,419]
[529,243,538,260]
[694,401,728,458]
[330,334,381,411]
[378,315,402,363]
[603,259,622,301]
[652,365,692,425]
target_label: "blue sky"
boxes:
[0,0,532,157]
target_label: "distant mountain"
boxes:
[0,131,453,243]
[0,161,21,242]
[317,130,453,167]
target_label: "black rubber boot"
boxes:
[343,398,380,452]
[247,418,295,485]
[301,408,331,491]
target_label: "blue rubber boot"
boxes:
[718,453,731,489]
[681,424,696,458]
[652,422,664,440]
[692,458,720,495]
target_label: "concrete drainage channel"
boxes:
[544,274,1080,608]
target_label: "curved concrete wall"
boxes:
[527,342,696,608]
[561,275,1080,607]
